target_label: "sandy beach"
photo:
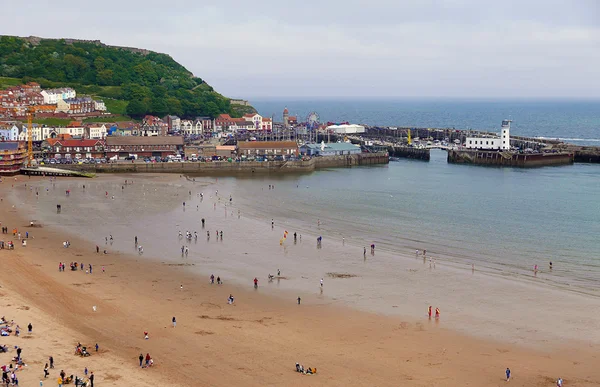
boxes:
[0,175,599,387]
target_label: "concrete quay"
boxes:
[45,153,389,176]
[447,150,574,167]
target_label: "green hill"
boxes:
[0,35,255,119]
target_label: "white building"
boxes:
[465,120,511,150]
[88,124,107,139]
[94,100,107,111]
[41,88,76,104]
[326,124,366,134]
[0,125,19,141]
[181,119,205,136]
[243,113,263,129]
[231,120,255,132]
[18,125,57,141]
[57,126,86,138]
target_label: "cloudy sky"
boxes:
[4,0,600,98]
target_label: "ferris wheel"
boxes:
[306,112,320,130]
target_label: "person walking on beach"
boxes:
[44,363,49,378]
[297,297,301,305]
[435,307,440,318]
[28,323,32,333]
[364,247,366,258]
[138,353,143,368]
[505,368,511,381]
[320,278,324,288]
[428,306,432,319]
[135,236,138,245]
[89,372,94,387]
[172,316,176,328]
[96,245,99,253]
[49,356,54,369]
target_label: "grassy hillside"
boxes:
[0,36,251,119]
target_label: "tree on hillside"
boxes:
[0,35,243,119]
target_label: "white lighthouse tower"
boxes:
[500,119,511,150]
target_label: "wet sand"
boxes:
[14,173,600,349]
[0,175,599,386]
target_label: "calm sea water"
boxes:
[252,98,600,145]
[227,150,600,293]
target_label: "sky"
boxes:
[2,0,600,98]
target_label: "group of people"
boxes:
[209,274,222,285]
[61,262,93,273]
[138,353,154,368]
[428,306,440,319]
[295,363,316,375]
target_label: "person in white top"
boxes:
[320,278,323,287]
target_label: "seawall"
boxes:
[48,153,389,175]
[447,150,574,168]
[388,146,430,161]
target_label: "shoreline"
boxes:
[1,176,599,386]
[9,173,600,348]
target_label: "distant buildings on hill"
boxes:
[0,82,106,120]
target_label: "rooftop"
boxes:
[47,138,102,147]
[237,141,298,149]
[0,142,21,150]
[106,136,183,146]
[302,142,360,151]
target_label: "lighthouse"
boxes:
[501,119,511,150]
[283,107,289,129]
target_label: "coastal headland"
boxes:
[0,174,599,386]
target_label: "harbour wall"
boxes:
[49,153,389,175]
[447,150,574,168]
[388,146,430,161]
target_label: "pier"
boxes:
[447,150,574,167]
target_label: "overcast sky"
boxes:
[3,0,600,98]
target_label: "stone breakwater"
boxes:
[447,150,574,167]
[47,153,389,175]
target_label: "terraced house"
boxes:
[42,138,105,159]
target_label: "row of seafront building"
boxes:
[0,137,366,175]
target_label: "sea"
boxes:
[10,99,600,348]
[251,98,600,145]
